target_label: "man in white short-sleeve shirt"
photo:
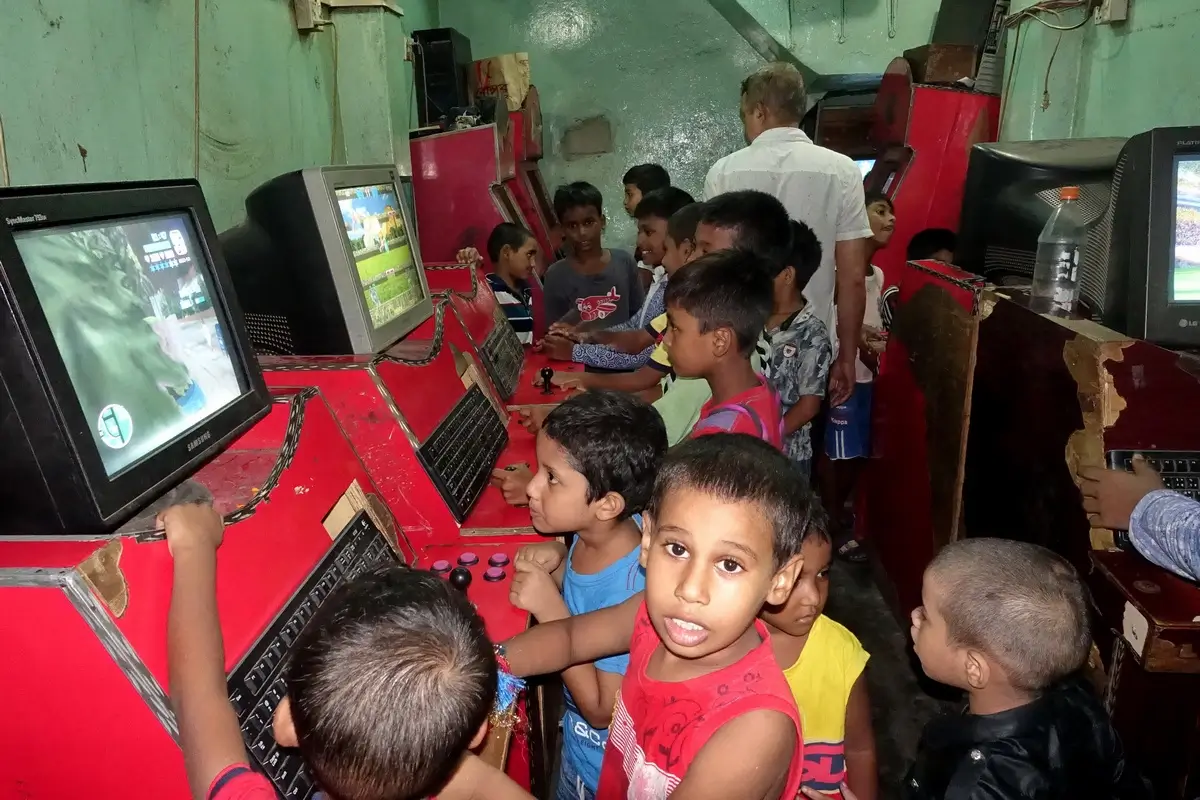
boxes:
[705,62,873,406]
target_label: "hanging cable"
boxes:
[1001,0,1091,114]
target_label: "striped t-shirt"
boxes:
[486,273,534,344]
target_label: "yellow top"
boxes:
[782,614,869,794]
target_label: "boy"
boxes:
[457,222,540,343]
[664,250,781,446]
[826,191,893,562]
[543,191,787,445]
[623,164,671,217]
[766,220,831,479]
[899,538,1151,800]
[160,503,514,800]
[541,188,695,368]
[543,181,644,328]
[881,228,957,329]
[762,509,877,800]
[499,435,810,799]
[508,391,667,799]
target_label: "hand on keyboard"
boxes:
[1080,455,1165,530]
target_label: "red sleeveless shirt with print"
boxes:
[596,602,804,799]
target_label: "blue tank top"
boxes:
[560,540,646,794]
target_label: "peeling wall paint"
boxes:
[0,0,434,230]
[1001,0,1200,141]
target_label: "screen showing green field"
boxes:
[335,183,425,329]
[1174,157,1200,303]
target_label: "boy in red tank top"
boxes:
[499,434,813,800]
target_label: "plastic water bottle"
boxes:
[1031,186,1087,313]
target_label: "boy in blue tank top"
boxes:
[508,391,668,800]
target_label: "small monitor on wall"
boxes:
[0,180,271,536]
[221,165,434,356]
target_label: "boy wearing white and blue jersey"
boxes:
[507,391,667,800]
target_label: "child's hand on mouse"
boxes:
[455,247,483,267]
[158,503,224,558]
[490,464,533,506]
[516,541,568,574]
[509,561,564,620]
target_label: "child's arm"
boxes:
[783,395,822,436]
[587,328,655,354]
[501,591,642,677]
[670,710,797,799]
[163,504,274,800]
[574,365,662,393]
[509,564,624,728]
[440,753,535,800]
[843,675,878,800]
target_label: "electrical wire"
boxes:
[1000,0,1091,116]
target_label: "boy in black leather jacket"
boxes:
[808,539,1152,800]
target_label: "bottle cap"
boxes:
[1060,186,1080,201]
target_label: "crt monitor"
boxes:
[220,165,434,356]
[856,158,876,181]
[0,180,271,537]
[1098,127,1200,346]
[956,138,1127,285]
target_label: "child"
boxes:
[895,538,1152,800]
[507,391,667,800]
[543,182,644,328]
[663,250,781,446]
[159,503,521,800]
[762,510,877,800]
[544,190,788,445]
[881,228,957,329]
[826,191,892,562]
[541,188,695,368]
[498,434,811,799]
[457,222,539,344]
[622,164,671,217]
[766,220,832,479]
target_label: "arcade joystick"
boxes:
[540,367,555,395]
[449,567,473,592]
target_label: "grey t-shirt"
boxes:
[542,249,645,327]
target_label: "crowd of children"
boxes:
[161,79,1151,800]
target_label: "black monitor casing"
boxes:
[0,180,271,537]
[220,165,433,356]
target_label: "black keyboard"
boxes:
[480,318,525,399]
[1106,450,1200,501]
[226,512,399,799]
[418,385,509,522]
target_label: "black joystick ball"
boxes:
[540,367,555,395]
[448,566,473,592]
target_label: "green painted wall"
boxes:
[0,0,433,230]
[1001,1,1200,141]
[439,0,764,246]
[789,0,938,77]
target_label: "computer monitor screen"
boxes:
[335,183,423,330]
[1173,156,1200,303]
[856,159,876,180]
[15,212,244,477]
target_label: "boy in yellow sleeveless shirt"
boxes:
[762,512,877,799]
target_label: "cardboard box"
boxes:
[472,53,530,112]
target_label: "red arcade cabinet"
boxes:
[0,179,472,798]
[508,86,559,273]
[864,56,1000,286]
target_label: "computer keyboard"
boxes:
[480,317,525,399]
[1106,450,1200,500]
[419,384,509,522]
[227,511,399,799]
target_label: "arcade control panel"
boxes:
[227,511,398,798]
[419,541,535,642]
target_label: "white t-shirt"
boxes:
[704,127,873,343]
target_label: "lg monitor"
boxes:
[220,165,434,356]
[0,180,271,536]
[958,130,1200,347]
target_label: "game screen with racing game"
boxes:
[15,213,244,477]
[1174,157,1200,303]
[335,183,425,330]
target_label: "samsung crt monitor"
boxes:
[0,180,271,536]
[220,165,433,355]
